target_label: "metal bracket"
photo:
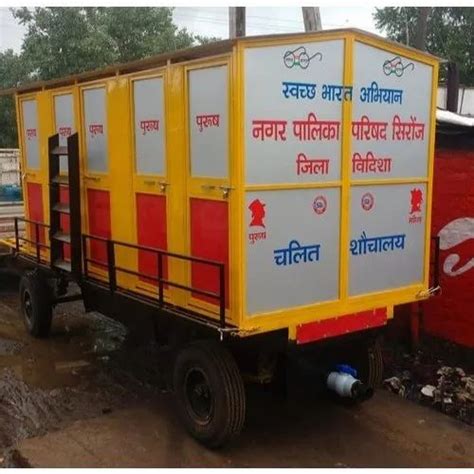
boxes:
[417,285,442,299]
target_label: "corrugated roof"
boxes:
[0,28,441,97]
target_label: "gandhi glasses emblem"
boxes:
[383,56,415,77]
[283,46,322,70]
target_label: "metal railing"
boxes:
[82,234,227,328]
[13,216,50,263]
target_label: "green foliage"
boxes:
[194,35,223,46]
[374,7,474,86]
[0,7,219,148]
[11,7,199,80]
[100,8,197,63]
[0,49,31,148]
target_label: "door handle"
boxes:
[158,181,169,193]
[219,185,234,198]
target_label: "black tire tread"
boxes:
[367,338,384,388]
[19,270,53,338]
[174,340,245,448]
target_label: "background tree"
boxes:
[11,7,199,81]
[0,7,218,147]
[0,50,31,148]
[374,7,474,86]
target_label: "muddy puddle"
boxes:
[0,276,167,465]
[0,284,126,390]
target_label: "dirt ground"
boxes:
[0,274,473,468]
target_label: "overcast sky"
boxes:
[0,6,379,53]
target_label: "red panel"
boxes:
[26,182,45,244]
[190,198,229,308]
[87,189,111,265]
[296,308,388,345]
[136,193,168,284]
[59,186,71,260]
[421,149,474,348]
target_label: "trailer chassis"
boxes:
[2,216,435,447]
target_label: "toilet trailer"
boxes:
[1,29,440,446]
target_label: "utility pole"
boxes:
[302,7,322,32]
[414,7,430,51]
[446,62,460,113]
[229,7,246,39]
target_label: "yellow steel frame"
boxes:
[181,55,235,322]
[236,31,439,336]
[127,68,170,298]
[17,91,53,256]
[10,30,439,339]
[50,86,78,175]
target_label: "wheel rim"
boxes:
[184,367,214,425]
[22,289,33,322]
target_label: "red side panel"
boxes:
[190,198,229,308]
[136,193,168,284]
[422,149,474,348]
[26,182,45,244]
[59,186,71,260]
[87,189,111,265]
[296,308,388,345]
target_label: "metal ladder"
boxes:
[48,133,82,279]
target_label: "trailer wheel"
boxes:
[173,340,246,448]
[19,270,53,338]
[366,337,384,389]
[354,337,384,391]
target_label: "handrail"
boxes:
[82,233,224,268]
[82,233,227,328]
[11,218,228,329]
[13,217,50,263]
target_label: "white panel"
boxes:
[133,77,165,175]
[54,93,74,173]
[245,40,344,184]
[83,87,108,173]
[189,65,228,178]
[351,42,432,179]
[246,188,340,315]
[349,183,427,295]
[21,99,40,169]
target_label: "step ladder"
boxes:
[48,133,82,278]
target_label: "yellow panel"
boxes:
[237,31,439,335]
[12,30,439,338]
[107,76,136,289]
[165,63,188,307]
[339,35,354,302]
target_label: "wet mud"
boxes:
[0,273,473,467]
[0,276,166,465]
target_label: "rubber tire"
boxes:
[173,340,246,448]
[353,337,384,390]
[366,337,384,389]
[19,270,53,338]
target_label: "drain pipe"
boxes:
[326,364,372,400]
